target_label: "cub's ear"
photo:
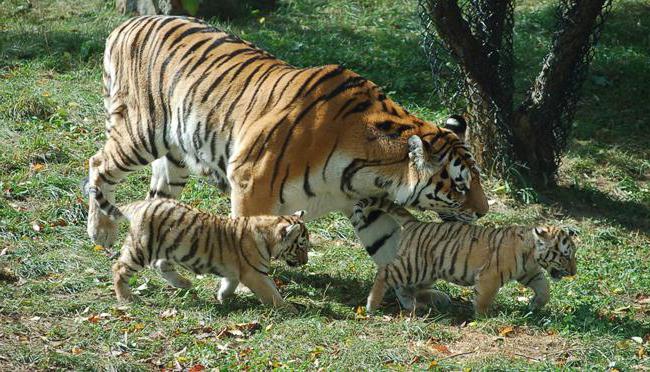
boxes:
[408,135,433,172]
[293,210,306,219]
[445,115,467,140]
[281,223,302,241]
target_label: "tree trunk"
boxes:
[512,0,608,185]
[116,0,277,19]
[422,0,611,186]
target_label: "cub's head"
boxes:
[532,226,578,280]
[397,115,489,223]
[275,210,310,267]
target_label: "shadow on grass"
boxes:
[540,184,650,234]
[517,302,650,339]
[0,29,104,70]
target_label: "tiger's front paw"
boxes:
[88,210,118,247]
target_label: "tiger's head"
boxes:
[274,210,310,267]
[531,226,578,280]
[393,115,489,223]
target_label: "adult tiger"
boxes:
[87,16,488,274]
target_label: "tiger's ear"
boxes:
[408,135,434,173]
[281,223,302,242]
[532,227,550,252]
[293,210,306,219]
[563,226,578,237]
[445,115,467,140]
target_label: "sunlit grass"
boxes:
[0,0,648,369]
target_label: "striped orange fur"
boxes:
[351,197,578,316]
[92,194,309,308]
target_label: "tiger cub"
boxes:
[90,192,310,308]
[351,198,577,316]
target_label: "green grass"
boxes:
[1,0,649,369]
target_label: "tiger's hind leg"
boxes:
[148,149,190,200]
[154,260,192,289]
[87,134,158,247]
[216,277,239,303]
[366,268,389,313]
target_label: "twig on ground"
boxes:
[438,351,476,361]
[512,352,542,362]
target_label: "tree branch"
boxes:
[521,0,608,113]
[425,0,502,102]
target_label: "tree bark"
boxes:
[426,0,513,171]
[424,0,609,186]
[512,0,608,185]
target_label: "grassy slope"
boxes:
[0,0,648,369]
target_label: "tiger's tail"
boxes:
[82,177,132,223]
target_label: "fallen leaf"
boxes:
[428,360,438,369]
[636,294,650,305]
[160,308,177,319]
[32,222,43,232]
[110,349,124,357]
[215,321,261,339]
[236,321,261,333]
[0,266,18,283]
[428,342,451,355]
[355,306,367,319]
[50,219,68,227]
[498,326,515,337]
[134,282,148,292]
[87,315,100,324]
[71,346,82,355]
[632,336,643,344]
[31,163,45,172]
[176,356,189,364]
[0,247,9,256]
[93,245,104,251]
[189,365,205,372]
[637,347,646,358]
[227,329,244,337]
[148,331,165,340]
[615,340,631,349]
[613,306,630,314]
[516,296,529,303]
